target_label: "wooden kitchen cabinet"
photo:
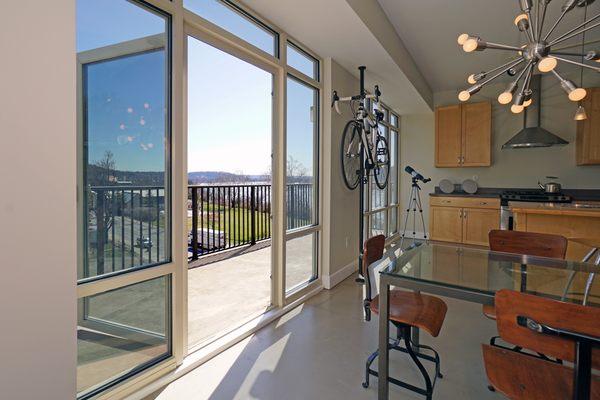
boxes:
[435,101,491,167]
[429,196,500,247]
[430,206,463,243]
[577,87,600,165]
[462,208,500,246]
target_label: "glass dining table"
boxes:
[373,241,599,399]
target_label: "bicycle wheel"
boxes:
[340,120,362,190]
[374,134,390,190]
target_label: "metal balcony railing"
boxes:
[84,183,314,274]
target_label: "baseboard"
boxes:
[323,259,358,289]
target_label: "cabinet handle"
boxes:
[464,210,468,218]
[457,156,461,164]
[459,210,463,218]
[480,202,487,205]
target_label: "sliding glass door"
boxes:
[76,1,174,397]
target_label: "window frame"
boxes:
[363,99,400,241]
[75,1,176,398]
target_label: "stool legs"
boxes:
[362,323,442,399]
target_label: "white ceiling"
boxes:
[377,0,600,92]
[243,0,432,114]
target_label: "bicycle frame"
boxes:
[338,93,382,170]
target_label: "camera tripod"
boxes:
[399,177,429,249]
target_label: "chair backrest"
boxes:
[489,230,568,259]
[362,235,385,301]
[495,289,600,368]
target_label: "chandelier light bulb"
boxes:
[574,105,588,121]
[569,88,587,102]
[457,33,470,45]
[458,90,471,101]
[463,38,479,53]
[468,74,477,84]
[538,57,558,73]
[514,14,529,25]
[524,98,533,107]
[498,91,514,105]
[511,104,524,114]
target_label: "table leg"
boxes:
[378,276,390,399]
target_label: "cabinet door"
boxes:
[435,105,462,167]
[430,206,463,243]
[577,88,600,165]
[462,208,499,246]
[462,101,491,166]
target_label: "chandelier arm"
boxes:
[485,42,528,51]
[543,8,570,41]
[477,59,526,88]
[548,20,600,47]
[553,38,600,51]
[534,0,539,41]
[552,55,600,72]
[550,50,588,57]
[537,0,548,40]
[514,61,533,86]
[548,13,600,46]
[485,57,526,76]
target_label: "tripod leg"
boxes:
[415,189,428,241]
[400,186,415,249]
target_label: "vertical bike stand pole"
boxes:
[357,65,367,281]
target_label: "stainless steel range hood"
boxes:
[502,74,569,149]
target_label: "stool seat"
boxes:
[482,304,496,320]
[483,344,600,399]
[370,290,447,337]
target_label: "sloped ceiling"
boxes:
[377,0,600,92]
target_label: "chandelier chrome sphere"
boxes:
[458,0,599,118]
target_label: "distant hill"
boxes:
[187,171,270,184]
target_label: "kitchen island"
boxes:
[511,201,600,304]
[511,201,600,261]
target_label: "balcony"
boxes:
[85,183,314,345]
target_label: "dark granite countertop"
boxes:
[429,186,600,201]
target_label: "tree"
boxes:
[287,156,307,182]
[94,150,116,185]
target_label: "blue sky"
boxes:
[78,0,315,177]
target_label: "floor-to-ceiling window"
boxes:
[76,1,173,397]
[75,0,322,397]
[285,43,320,293]
[364,102,400,239]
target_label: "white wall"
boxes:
[0,1,77,399]
[322,59,361,286]
[401,71,600,227]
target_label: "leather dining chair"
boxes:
[484,230,568,332]
[483,289,600,400]
[360,235,447,400]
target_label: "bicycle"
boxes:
[332,67,390,191]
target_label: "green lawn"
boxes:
[188,206,270,245]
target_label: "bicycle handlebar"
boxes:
[331,86,382,116]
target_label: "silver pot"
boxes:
[538,176,562,193]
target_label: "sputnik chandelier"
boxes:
[457,0,599,120]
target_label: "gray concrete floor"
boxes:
[147,276,503,400]
[188,235,315,347]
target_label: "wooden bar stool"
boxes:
[483,289,600,400]
[360,235,447,400]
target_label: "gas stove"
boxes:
[500,190,571,206]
